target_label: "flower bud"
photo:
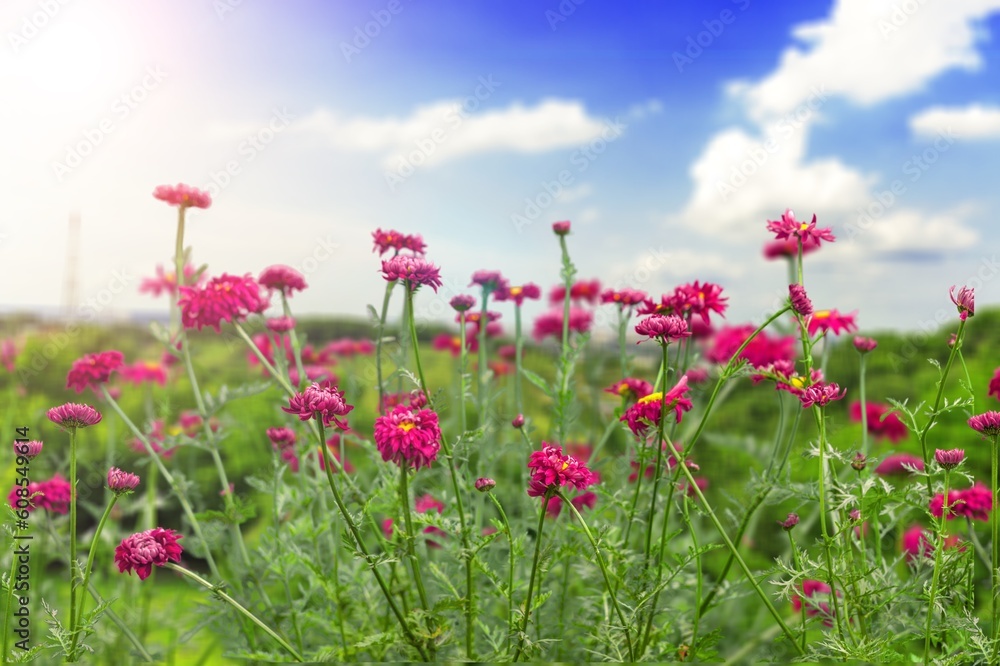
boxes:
[475,478,496,493]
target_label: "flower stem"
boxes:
[399,464,433,631]
[164,563,303,662]
[992,434,1000,657]
[514,305,524,416]
[68,426,78,658]
[69,497,118,660]
[924,469,951,664]
[560,490,634,661]
[814,407,846,641]
[459,311,469,434]
[917,319,967,499]
[486,492,516,655]
[513,497,548,662]
[375,280,396,413]
[642,341,671,567]
[477,291,489,428]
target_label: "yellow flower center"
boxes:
[800,223,809,231]
[814,310,831,319]
[451,336,461,346]
[638,392,664,405]
[143,361,160,370]
[616,383,631,396]
[167,425,182,437]
[561,461,570,470]
[510,286,523,296]
[398,421,416,432]
[790,376,807,389]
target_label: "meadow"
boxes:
[2,186,999,664]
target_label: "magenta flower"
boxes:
[549,279,602,305]
[798,382,846,409]
[282,381,353,430]
[853,336,877,353]
[13,440,43,460]
[120,360,168,387]
[779,513,799,530]
[8,474,71,514]
[266,427,297,449]
[469,270,509,294]
[495,283,542,306]
[266,316,296,333]
[139,264,203,297]
[115,528,184,580]
[791,579,838,627]
[949,285,974,321]
[379,390,428,414]
[671,281,729,326]
[450,295,476,312]
[107,467,140,495]
[433,334,476,357]
[807,310,858,337]
[849,401,908,443]
[66,350,124,393]
[373,405,442,470]
[873,453,924,476]
[763,236,821,260]
[153,183,211,209]
[178,273,269,332]
[526,443,597,498]
[766,209,835,246]
[475,478,496,492]
[989,368,1000,402]
[47,403,102,429]
[532,307,593,341]
[969,411,1000,438]
[621,375,693,437]
[705,325,797,369]
[788,284,813,316]
[512,414,525,429]
[605,377,654,402]
[259,265,307,297]
[601,288,647,307]
[552,220,571,235]
[381,255,443,292]
[634,314,691,344]
[372,228,426,256]
[934,448,965,470]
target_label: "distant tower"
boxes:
[63,211,80,320]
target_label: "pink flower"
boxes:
[258,265,307,297]
[153,183,211,209]
[373,405,442,470]
[13,440,43,460]
[266,316,296,333]
[807,310,858,337]
[671,281,729,326]
[797,382,846,409]
[47,403,102,429]
[549,279,602,305]
[788,284,813,316]
[990,368,1000,402]
[381,255,442,292]
[379,390,428,414]
[969,411,1000,438]
[634,314,691,344]
[605,378,654,402]
[450,295,476,311]
[8,474,71,514]
[178,274,269,332]
[120,360,168,387]
[552,220,571,235]
[0,338,17,373]
[705,325,797,369]
[902,526,962,562]
[512,414,525,429]
[532,307,593,341]
[139,264,202,297]
[432,334,477,357]
[779,513,799,530]
[372,228,426,256]
[324,338,375,357]
[949,285,974,321]
[934,448,965,470]
[931,484,993,522]
[763,236,821,259]
[873,453,924,476]
[107,467,140,494]
[66,350,124,393]
[475,478,496,492]
[282,381,353,430]
[115,528,184,580]
[849,401,908,443]
[469,270,509,294]
[766,209,835,246]
[601,288,647,306]
[791,579,838,626]
[527,443,597,498]
[495,283,542,306]
[621,375,693,437]
[266,427,296,449]
[853,336,878,353]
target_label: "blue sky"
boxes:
[3,0,1000,338]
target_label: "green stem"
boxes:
[281,292,308,391]
[70,497,118,659]
[68,427,78,656]
[459,311,469,435]
[685,494,704,656]
[555,235,576,445]
[487,492,516,655]
[992,435,999,656]
[399,464,433,630]
[617,306,628,378]
[164,563,303,662]
[514,305,524,416]
[642,342,671,567]
[477,291,489,427]
[588,410,622,467]
[560,490,634,661]
[513,497,549,662]
[924,469,951,664]
[376,280,396,414]
[788,530,807,653]
[916,319,966,499]
[814,407,846,641]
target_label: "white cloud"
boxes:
[728,0,1000,121]
[290,98,610,168]
[910,104,1000,139]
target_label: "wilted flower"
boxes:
[373,405,442,470]
[47,403,103,429]
[153,183,211,209]
[115,528,184,580]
